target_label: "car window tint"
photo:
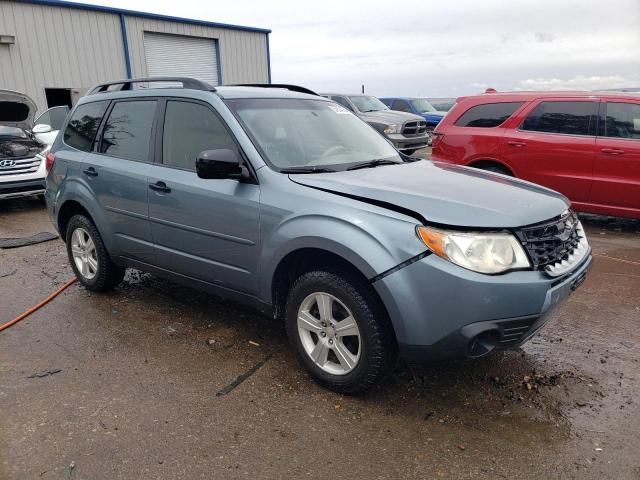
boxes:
[331,96,353,111]
[35,106,69,131]
[603,102,640,139]
[521,101,596,136]
[100,101,157,161]
[63,101,109,152]
[392,100,413,113]
[455,102,523,128]
[162,101,236,170]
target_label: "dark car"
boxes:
[320,93,429,155]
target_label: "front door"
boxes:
[592,99,640,215]
[501,99,598,203]
[147,99,260,295]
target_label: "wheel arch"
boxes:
[467,158,515,176]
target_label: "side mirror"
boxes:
[32,124,52,134]
[196,149,246,180]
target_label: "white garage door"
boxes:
[143,32,220,86]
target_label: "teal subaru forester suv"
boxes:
[46,78,592,393]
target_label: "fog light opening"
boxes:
[467,329,500,358]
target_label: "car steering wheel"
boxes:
[320,145,348,159]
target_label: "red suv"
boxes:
[431,91,640,219]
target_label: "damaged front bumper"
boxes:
[372,250,592,363]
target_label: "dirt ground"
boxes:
[1,189,639,479]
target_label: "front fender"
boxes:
[259,212,424,303]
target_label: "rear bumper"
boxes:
[373,250,592,363]
[0,178,46,199]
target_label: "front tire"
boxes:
[402,149,416,156]
[285,271,397,394]
[66,214,124,291]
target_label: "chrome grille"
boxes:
[0,156,42,176]
[402,121,427,136]
[515,211,590,277]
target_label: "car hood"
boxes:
[0,90,36,130]
[289,160,569,228]
[358,109,424,125]
[420,111,446,122]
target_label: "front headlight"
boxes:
[416,225,531,274]
[383,124,401,134]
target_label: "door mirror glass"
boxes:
[32,123,52,134]
[196,149,243,179]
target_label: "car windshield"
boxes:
[0,126,27,138]
[228,98,402,171]
[411,98,437,113]
[347,96,389,113]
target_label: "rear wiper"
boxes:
[346,159,401,171]
[280,166,337,174]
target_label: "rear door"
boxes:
[147,99,261,295]
[82,98,158,263]
[501,99,598,203]
[592,99,640,215]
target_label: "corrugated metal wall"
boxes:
[124,16,269,85]
[0,1,127,113]
[0,1,269,115]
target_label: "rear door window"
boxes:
[521,101,597,136]
[162,100,237,170]
[454,102,523,128]
[63,101,109,152]
[392,100,413,113]
[99,100,157,162]
[601,102,640,139]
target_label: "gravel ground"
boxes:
[0,185,639,479]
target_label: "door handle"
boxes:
[507,141,526,148]
[82,167,98,177]
[601,148,624,155]
[149,181,171,193]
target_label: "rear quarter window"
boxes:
[63,101,109,152]
[454,102,523,128]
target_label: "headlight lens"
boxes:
[383,124,401,134]
[416,226,531,274]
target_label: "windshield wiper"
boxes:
[280,166,337,174]
[346,159,401,171]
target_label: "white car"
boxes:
[0,90,68,200]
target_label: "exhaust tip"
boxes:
[467,329,501,358]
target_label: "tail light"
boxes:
[431,132,444,150]
[45,152,55,172]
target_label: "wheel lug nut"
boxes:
[320,332,326,337]
[329,339,333,345]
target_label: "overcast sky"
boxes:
[82,0,640,98]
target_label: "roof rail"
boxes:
[88,77,216,95]
[230,84,318,96]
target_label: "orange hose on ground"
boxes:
[0,277,77,332]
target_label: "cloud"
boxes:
[534,32,556,43]
[517,75,640,91]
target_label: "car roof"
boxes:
[455,90,640,103]
[78,85,325,104]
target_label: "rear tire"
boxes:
[285,270,397,394]
[65,214,125,291]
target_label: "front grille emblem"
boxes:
[0,159,17,168]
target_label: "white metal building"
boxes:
[0,0,271,113]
